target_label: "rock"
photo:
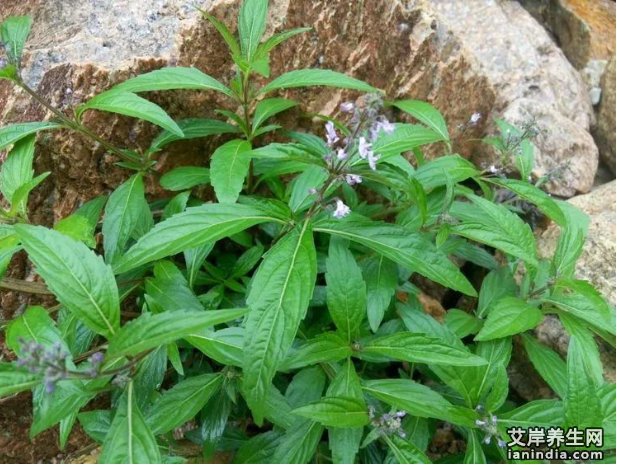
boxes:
[0,0,598,226]
[430,0,597,197]
[519,0,616,70]
[594,56,616,173]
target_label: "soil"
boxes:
[0,392,94,464]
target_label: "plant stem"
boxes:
[15,78,139,165]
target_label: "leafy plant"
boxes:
[0,2,614,464]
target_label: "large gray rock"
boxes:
[0,0,599,228]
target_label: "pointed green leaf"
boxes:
[0,363,40,398]
[149,118,238,153]
[78,90,183,136]
[211,139,252,204]
[361,332,487,366]
[293,396,369,428]
[99,383,161,464]
[243,221,317,425]
[160,166,210,191]
[384,435,431,464]
[238,0,269,60]
[315,215,476,296]
[114,203,285,273]
[107,307,246,359]
[0,121,61,150]
[112,66,233,97]
[392,99,449,142]
[450,194,538,266]
[146,373,223,435]
[252,98,297,131]
[262,69,378,94]
[0,134,35,203]
[0,16,32,64]
[15,225,120,339]
[475,297,543,341]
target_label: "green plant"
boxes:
[0,2,614,463]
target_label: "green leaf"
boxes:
[552,201,589,277]
[0,121,61,150]
[114,203,284,273]
[78,90,183,136]
[515,139,534,181]
[475,297,543,341]
[262,69,378,94]
[486,178,566,226]
[477,267,517,318]
[160,166,210,191]
[450,194,538,266]
[0,64,18,81]
[315,215,476,296]
[187,327,244,367]
[362,379,474,427]
[243,221,317,425]
[288,166,329,212]
[521,334,566,398]
[499,399,564,427]
[238,0,269,61]
[252,98,297,131]
[371,124,443,160]
[106,308,246,359]
[0,16,32,64]
[99,383,161,464]
[146,373,223,434]
[293,397,368,428]
[0,134,35,204]
[102,174,145,264]
[256,27,311,58]
[362,255,398,332]
[564,335,602,428]
[16,225,120,339]
[271,420,324,464]
[414,155,479,191]
[361,332,487,366]
[464,430,486,464]
[281,333,352,371]
[5,306,66,356]
[78,410,111,444]
[112,66,233,97]
[149,118,238,153]
[544,278,614,336]
[384,435,431,464]
[325,238,367,341]
[0,363,40,398]
[392,100,449,142]
[144,261,203,313]
[198,10,241,58]
[445,309,483,338]
[8,171,50,216]
[211,139,252,204]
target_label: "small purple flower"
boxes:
[16,339,69,394]
[336,148,348,160]
[358,137,371,159]
[332,199,351,219]
[325,121,339,146]
[345,174,362,185]
[340,101,354,113]
[367,151,380,171]
[469,112,482,125]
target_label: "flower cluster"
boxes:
[85,352,105,378]
[16,339,69,393]
[475,405,507,448]
[369,406,407,438]
[321,95,396,219]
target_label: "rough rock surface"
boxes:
[0,0,598,229]
[594,56,616,173]
[519,0,616,70]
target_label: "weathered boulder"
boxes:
[518,0,616,70]
[594,56,616,173]
[0,0,599,226]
